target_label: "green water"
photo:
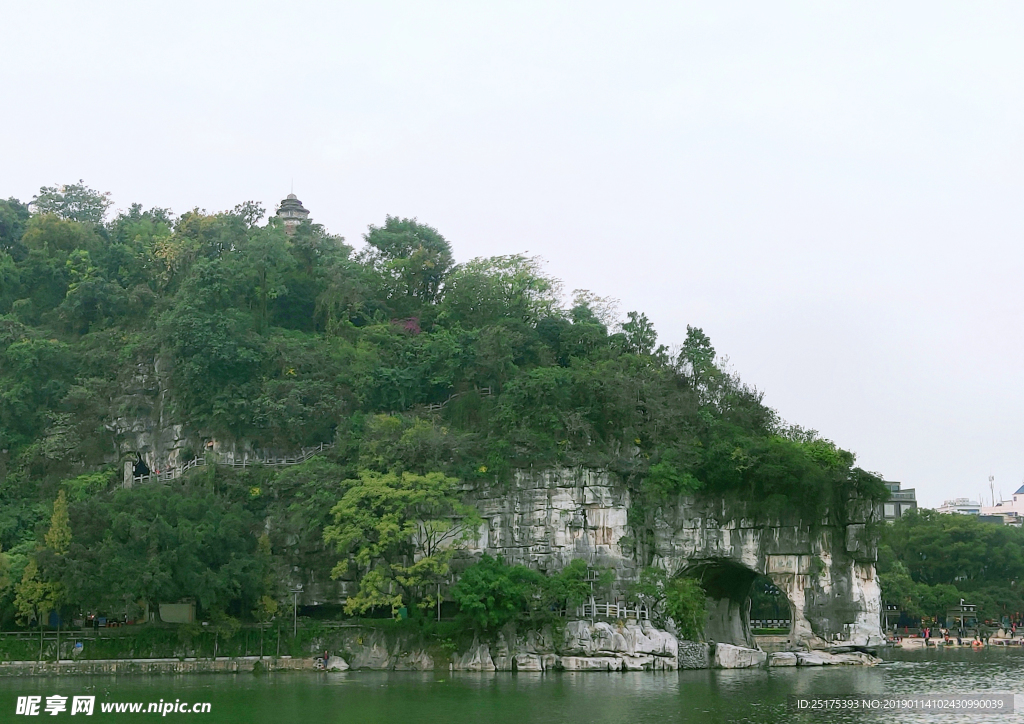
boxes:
[1,649,1023,723]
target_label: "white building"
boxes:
[936,498,982,515]
[935,488,1024,526]
[979,484,1024,525]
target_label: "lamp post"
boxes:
[290,585,303,639]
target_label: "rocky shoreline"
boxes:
[320,620,880,673]
[0,621,881,676]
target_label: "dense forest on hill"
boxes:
[0,182,887,629]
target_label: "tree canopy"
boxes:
[877,509,1024,626]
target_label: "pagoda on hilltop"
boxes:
[275,192,310,235]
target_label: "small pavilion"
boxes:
[276,193,310,235]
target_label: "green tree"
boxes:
[325,470,480,614]
[44,490,71,555]
[0,252,20,314]
[0,198,30,257]
[451,554,546,630]
[32,181,112,224]
[878,509,1024,623]
[0,332,77,455]
[545,559,608,611]
[233,201,266,228]
[0,546,11,602]
[664,577,707,641]
[242,226,294,334]
[361,216,454,311]
[619,311,658,356]
[439,254,562,328]
[626,566,706,638]
[64,486,265,618]
[678,325,722,402]
[570,289,619,327]
[642,449,703,501]
[14,558,61,660]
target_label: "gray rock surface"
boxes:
[620,654,655,671]
[514,653,544,671]
[393,650,434,671]
[796,652,827,666]
[347,633,392,670]
[768,652,797,667]
[713,644,767,669]
[677,642,710,669]
[452,643,496,672]
[560,656,621,671]
[325,655,349,671]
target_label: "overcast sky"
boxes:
[3,2,1023,507]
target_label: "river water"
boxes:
[2,648,1023,723]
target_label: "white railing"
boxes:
[218,442,331,469]
[575,603,650,621]
[131,443,332,486]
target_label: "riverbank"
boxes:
[0,656,312,677]
[892,636,1024,649]
[0,619,885,676]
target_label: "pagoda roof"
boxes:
[276,193,309,215]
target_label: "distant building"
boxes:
[945,602,977,631]
[276,193,310,235]
[979,483,1024,526]
[936,498,982,515]
[935,492,1023,525]
[1012,483,1024,509]
[880,481,917,521]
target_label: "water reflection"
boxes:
[0,648,1022,723]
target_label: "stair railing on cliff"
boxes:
[129,442,333,487]
[572,602,650,621]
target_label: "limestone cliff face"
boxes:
[106,369,882,649]
[109,354,193,478]
[462,468,631,575]
[462,468,883,649]
[108,355,309,485]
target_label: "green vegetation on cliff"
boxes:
[0,182,887,629]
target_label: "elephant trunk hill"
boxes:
[0,186,889,659]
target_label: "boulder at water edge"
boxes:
[712,644,767,669]
[325,656,349,671]
[768,652,797,667]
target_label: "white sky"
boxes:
[3,2,1023,507]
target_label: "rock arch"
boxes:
[678,559,762,648]
[464,467,883,649]
[653,502,882,648]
